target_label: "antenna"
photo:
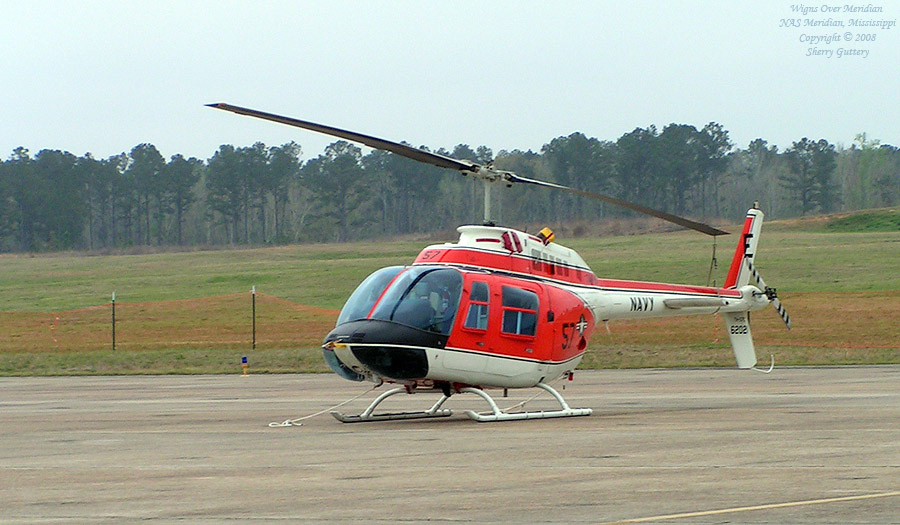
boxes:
[483,180,492,225]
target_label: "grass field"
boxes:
[2,211,898,375]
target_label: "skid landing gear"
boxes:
[330,382,591,423]
[462,382,592,422]
[330,387,452,423]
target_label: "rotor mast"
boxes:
[483,180,492,224]
[464,165,509,225]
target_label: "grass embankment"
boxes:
[2,210,899,375]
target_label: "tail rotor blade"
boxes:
[771,297,792,330]
[746,257,768,289]
[746,259,791,330]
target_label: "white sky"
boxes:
[3,1,899,162]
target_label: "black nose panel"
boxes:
[351,345,428,380]
[324,319,446,380]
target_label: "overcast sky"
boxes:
[3,1,899,162]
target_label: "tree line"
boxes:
[1,123,898,252]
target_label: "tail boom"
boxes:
[581,205,772,369]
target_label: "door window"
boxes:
[463,281,490,330]
[501,286,538,337]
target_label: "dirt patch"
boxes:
[1,293,339,353]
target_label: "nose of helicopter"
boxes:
[323,319,449,380]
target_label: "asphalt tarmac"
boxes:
[2,367,899,523]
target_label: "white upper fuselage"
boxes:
[415,225,770,324]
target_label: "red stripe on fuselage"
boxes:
[414,247,742,298]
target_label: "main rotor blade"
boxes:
[504,173,730,236]
[207,103,475,172]
[209,103,729,236]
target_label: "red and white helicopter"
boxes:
[209,103,791,423]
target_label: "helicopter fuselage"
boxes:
[323,224,769,391]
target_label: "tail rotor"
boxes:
[746,259,792,330]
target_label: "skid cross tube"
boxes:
[462,382,592,422]
[330,387,452,423]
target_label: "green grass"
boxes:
[825,209,900,232]
[0,241,424,313]
[4,227,899,314]
[566,228,900,292]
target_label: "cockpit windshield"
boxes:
[369,266,463,335]
[336,266,405,326]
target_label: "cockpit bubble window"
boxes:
[336,266,405,326]
[369,266,463,335]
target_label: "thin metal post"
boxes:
[111,291,116,351]
[251,286,256,350]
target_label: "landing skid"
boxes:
[462,382,592,422]
[330,387,452,423]
[331,382,591,423]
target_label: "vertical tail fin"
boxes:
[723,312,756,368]
[724,206,764,289]
[723,205,765,368]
